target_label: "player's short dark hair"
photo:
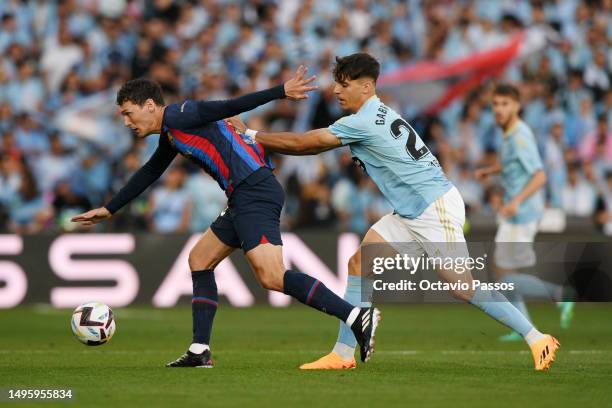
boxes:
[116,78,165,106]
[493,83,521,101]
[333,53,380,83]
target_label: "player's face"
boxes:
[119,100,157,138]
[492,95,520,129]
[333,78,372,112]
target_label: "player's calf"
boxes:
[165,269,220,368]
[169,230,234,369]
[347,252,362,277]
[247,243,381,362]
[247,243,286,292]
[435,266,475,302]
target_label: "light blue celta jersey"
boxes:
[500,120,545,224]
[328,96,452,219]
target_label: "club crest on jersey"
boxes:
[241,134,257,145]
[166,131,176,148]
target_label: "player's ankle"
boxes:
[189,343,210,354]
[524,328,545,346]
[332,342,356,361]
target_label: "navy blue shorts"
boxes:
[210,168,284,252]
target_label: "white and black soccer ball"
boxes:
[71,302,116,346]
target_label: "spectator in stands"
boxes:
[0,153,21,213]
[452,162,483,214]
[562,161,596,217]
[544,120,567,208]
[6,158,49,233]
[594,171,612,236]
[0,0,608,234]
[579,114,612,178]
[33,133,78,194]
[52,178,91,232]
[148,165,191,233]
[185,170,227,233]
[109,149,148,231]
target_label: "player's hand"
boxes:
[284,65,318,100]
[71,207,112,226]
[499,200,519,218]
[226,116,247,134]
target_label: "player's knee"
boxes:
[250,261,284,291]
[257,270,283,292]
[188,249,213,271]
[450,288,474,302]
[348,253,362,276]
[187,250,198,270]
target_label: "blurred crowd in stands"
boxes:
[0,0,610,235]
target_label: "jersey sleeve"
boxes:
[164,85,285,130]
[328,114,369,145]
[104,135,177,214]
[163,102,191,129]
[515,132,543,175]
[196,84,286,122]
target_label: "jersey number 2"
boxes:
[390,119,430,160]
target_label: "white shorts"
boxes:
[493,220,538,269]
[371,187,468,260]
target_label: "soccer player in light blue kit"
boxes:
[476,84,574,342]
[229,53,559,371]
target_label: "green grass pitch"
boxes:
[1,304,611,407]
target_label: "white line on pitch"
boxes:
[0,350,608,355]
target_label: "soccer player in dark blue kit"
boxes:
[71,66,379,368]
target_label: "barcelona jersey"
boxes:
[163,100,273,196]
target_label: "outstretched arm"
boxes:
[195,65,318,124]
[256,128,343,155]
[105,141,177,214]
[71,136,177,226]
[227,116,342,155]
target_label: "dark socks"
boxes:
[282,270,355,322]
[191,269,218,345]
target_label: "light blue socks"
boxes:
[500,273,563,301]
[496,274,565,338]
[333,276,372,359]
[469,287,541,341]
